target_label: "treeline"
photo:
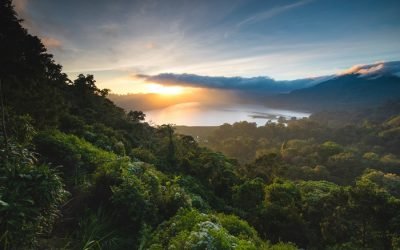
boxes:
[186,107,400,249]
[1,1,400,249]
[206,106,400,184]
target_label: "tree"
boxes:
[243,153,286,183]
[157,124,176,169]
[145,209,271,249]
[258,180,307,246]
[127,110,146,122]
[298,180,340,248]
[232,178,265,212]
[348,180,399,249]
[0,0,70,128]
[360,169,400,197]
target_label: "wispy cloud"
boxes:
[237,0,313,27]
[13,0,28,14]
[13,0,36,31]
[42,36,63,49]
[339,61,400,76]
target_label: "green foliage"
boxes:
[203,104,400,184]
[360,169,400,197]
[73,208,124,250]
[259,180,306,245]
[182,149,239,200]
[9,114,37,145]
[318,141,343,160]
[176,175,215,211]
[216,213,260,243]
[266,242,297,250]
[232,178,265,211]
[146,209,267,250]
[34,131,118,187]
[0,142,68,249]
[264,180,301,207]
[297,181,340,247]
[298,180,340,203]
[131,147,158,164]
[346,180,399,249]
[243,153,285,183]
[110,173,148,224]
[110,163,193,227]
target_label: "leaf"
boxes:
[0,200,9,208]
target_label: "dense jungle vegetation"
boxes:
[1,1,400,249]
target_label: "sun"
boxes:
[146,83,184,95]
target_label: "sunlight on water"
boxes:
[145,102,311,126]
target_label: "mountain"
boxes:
[267,61,400,111]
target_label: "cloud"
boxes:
[13,0,35,31]
[42,36,63,49]
[13,0,28,14]
[138,73,317,93]
[237,0,313,27]
[339,61,400,76]
[13,0,63,46]
[137,61,400,95]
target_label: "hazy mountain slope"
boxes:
[267,73,400,112]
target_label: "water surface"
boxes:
[145,102,310,126]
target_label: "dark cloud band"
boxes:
[139,73,323,93]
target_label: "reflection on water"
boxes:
[145,102,310,126]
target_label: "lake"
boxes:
[145,102,311,126]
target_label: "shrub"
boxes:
[0,143,68,249]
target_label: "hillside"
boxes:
[1,1,400,249]
[267,72,400,112]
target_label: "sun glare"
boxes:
[146,84,184,95]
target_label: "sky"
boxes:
[14,0,400,94]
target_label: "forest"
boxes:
[1,1,400,249]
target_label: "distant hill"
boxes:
[267,66,400,112]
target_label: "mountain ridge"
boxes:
[266,71,400,112]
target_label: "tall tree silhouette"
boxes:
[0,0,69,128]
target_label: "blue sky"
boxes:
[15,0,400,93]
